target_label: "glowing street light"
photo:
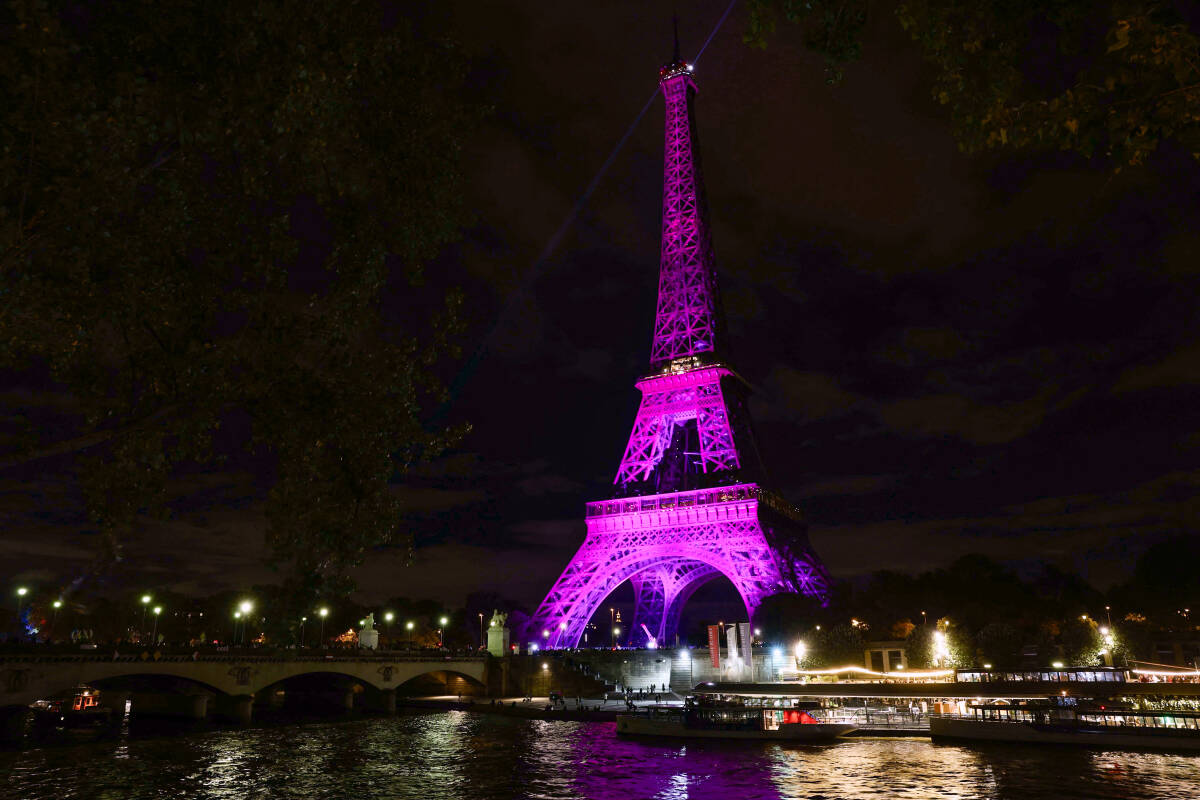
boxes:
[300,616,308,647]
[318,607,329,646]
[233,610,243,646]
[439,616,449,648]
[406,620,414,649]
[151,606,162,643]
[15,586,28,622]
[140,593,152,634]
[52,599,62,626]
[794,640,807,662]
[479,612,485,650]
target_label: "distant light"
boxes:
[1052,661,1064,668]
[559,621,568,630]
[543,629,550,637]
[794,641,807,660]
[686,64,693,71]
[140,594,150,604]
[772,648,783,659]
[753,628,761,636]
[613,627,620,635]
[153,606,162,615]
[1099,626,1109,636]
[53,600,62,609]
[439,617,449,626]
[542,662,549,669]
[318,607,329,617]
[531,643,539,652]
[234,611,242,619]
[406,621,414,630]
[301,616,307,622]
[647,639,657,650]
[983,663,992,669]
[384,612,394,622]
[239,600,253,614]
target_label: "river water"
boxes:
[3,711,1197,799]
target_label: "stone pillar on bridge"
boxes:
[130,693,209,720]
[213,694,254,724]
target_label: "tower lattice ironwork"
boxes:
[522,42,829,651]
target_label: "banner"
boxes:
[737,622,754,675]
[725,624,739,665]
[707,625,721,669]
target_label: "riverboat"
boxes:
[930,698,1200,751]
[30,685,115,728]
[617,702,856,741]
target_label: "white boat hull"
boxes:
[930,716,1200,751]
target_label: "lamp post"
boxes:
[478,612,484,650]
[318,607,329,647]
[406,620,414,649]
[300,616,307,648]
[1105,605,1113,629]
[15,587,27,636]
[151,606,162,644]
[52,599,62,627]
[613,627,620,650]
[610,607,615,648]
[233,610,242,646]
[238,601,253,647]
[384,612,394,647]
[438,616,448,648]
[140,594,151,636]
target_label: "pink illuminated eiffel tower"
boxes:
[522,35,829,650]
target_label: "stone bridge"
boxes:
[0,652,489,735]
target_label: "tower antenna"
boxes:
[673,13,681,62]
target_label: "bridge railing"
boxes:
[0,653,488,665]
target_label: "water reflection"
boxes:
[2,714,1198,800]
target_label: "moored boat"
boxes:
[930,698,1200,751]
[30,685,115,728]
[617,702,856,740]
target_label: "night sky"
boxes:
[4,0,1200,610]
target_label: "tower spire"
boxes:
[672,14,681,63]
[652,32,722,372]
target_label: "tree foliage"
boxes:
[0,0,473,597]
[747,0,1200,168]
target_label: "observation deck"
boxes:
[586,483,803,525]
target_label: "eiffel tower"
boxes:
[522,34,829,650]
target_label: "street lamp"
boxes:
[439,616,448,648]
[233,610,242,646]
[318,607,329,646]
[300,616,307,648]
[613,626,620,649]
[140,594,151,635]
[609,607,615,647]
[15,587,27,631]
[406,620,414,649]
[52,599,62,626]
[478,612,485,650]
[151,606,162,644]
